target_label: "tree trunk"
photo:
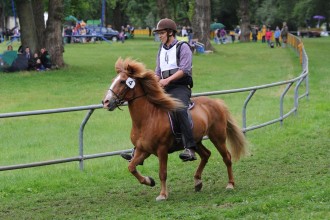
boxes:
[44,0,64,68]
[0,3,4,32]
[238,0,250,42]
[113,3,123,31]
[16,0,39,54]
[192,0,214,51]
[32,0,45,49]
[157,0,169,18]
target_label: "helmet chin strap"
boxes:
[166,29,173,45]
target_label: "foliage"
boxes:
[211,0,240,30]
[255,0,278,25]
[2,0,330,31]
[0,0,15,17]
[0,37,329,219]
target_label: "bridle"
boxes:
[107,87,130,110]
[105,77,147,110]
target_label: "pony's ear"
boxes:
[115,57,123,73]
[127,64,135,76]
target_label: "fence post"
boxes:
[242,90,256,134]
[79,109,95,170]
[280,82,294,125]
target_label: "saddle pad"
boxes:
[167,102,194,137]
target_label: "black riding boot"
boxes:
[120,148,144,165]
[173,109,197,161]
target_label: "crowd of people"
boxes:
[63,22,135,44]
[63,22,94,44]
[0,45,52,73]
[250,22,289,48]
[213,26,240,44]
[211,22,289,48]
[0,27,20,43]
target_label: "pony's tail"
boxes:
[226,111,248,161]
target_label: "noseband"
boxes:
[105,79,147,110]
[108,86,130,110]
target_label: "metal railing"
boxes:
[0,34,308,171]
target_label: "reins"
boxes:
[109,83,147,110]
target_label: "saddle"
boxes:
[167,102,195,153]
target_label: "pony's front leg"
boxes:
[156,149,168,201]
[194,143,211,192]
[127,150,154,187]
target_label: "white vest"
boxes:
[159,44,178,72]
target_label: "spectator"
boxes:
[219,29,227,44]
[23,47,35,70]
[23,47,32,60]
[17,44,24,53]
[274,26,281,48]
[281,22,289,48]
[33,52,45,71]
[261,24,266,43]
[0,45,17,71]
[251,26,258,42]
[13,28,20,42]
[214,29,220,44]
[181,26,188,37]
[7,45,13,51]
[64,26,72,44]
[187,26,193,44]
[80,26,87,43]
[119,30,125,43]
[265,27,272,46]
[40,48,52,69]
[234,25,241,41]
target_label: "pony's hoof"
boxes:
[194,179,203,192]
[147,176,155,187]
[156,195,167,201]
[226,183,234,190]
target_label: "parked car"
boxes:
[103,28,120,41]
[86,26,120,41]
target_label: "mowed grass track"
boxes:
[0,37,329,219]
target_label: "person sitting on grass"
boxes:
[40,48,52,70]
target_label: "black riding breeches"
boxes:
[165,85,196,149]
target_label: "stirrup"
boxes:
[179,149,197,162]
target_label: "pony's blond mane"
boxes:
[115,58,184,111]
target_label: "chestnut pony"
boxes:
[102,58,247,201]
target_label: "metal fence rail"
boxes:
[0,34,308,172]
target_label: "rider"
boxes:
[121,18,197,162]
[153,18,197,161]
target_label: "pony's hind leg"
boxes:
[194,142,211,192]
[209,136,235,190]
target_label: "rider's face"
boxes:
[158,31,168,44]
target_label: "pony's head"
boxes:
[102,58,142,111]
[102,57,184,111]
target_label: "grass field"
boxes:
[0,36,329,219]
